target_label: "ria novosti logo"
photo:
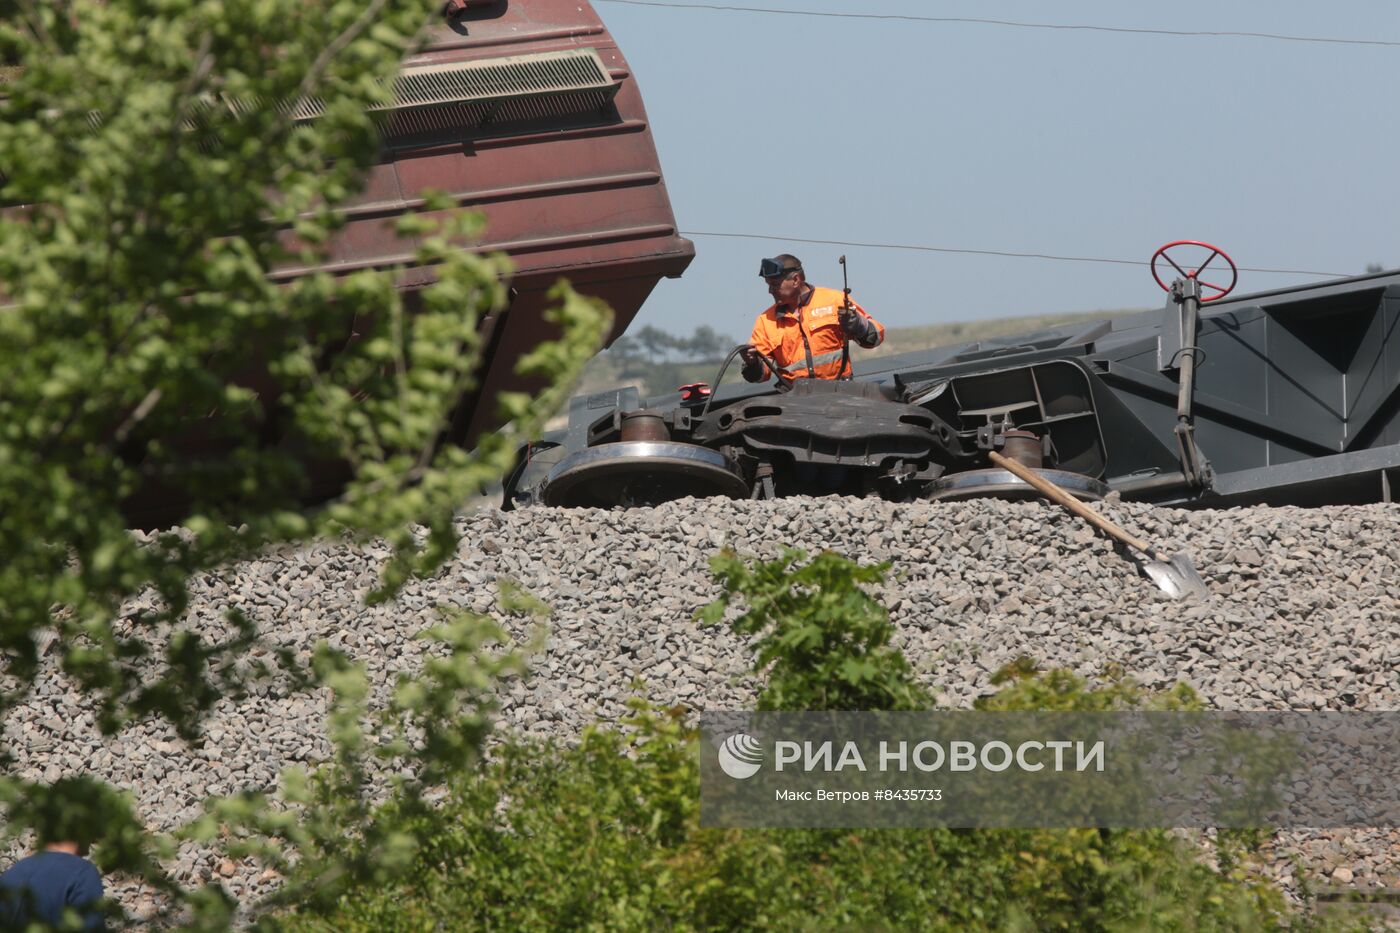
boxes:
[717,733,764,779]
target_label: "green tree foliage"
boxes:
[633,324,679,360]
[588,324,738,387]
[679,324,732,360]
[0,0,607,922]
[0,0,608,735]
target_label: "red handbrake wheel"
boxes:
[1151,240,1237,302]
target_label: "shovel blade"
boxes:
[1142,552,1209,600]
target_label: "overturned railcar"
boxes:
[509,253,1400,510]
[345,0,693,444]
[97,0,692,525]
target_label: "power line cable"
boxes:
[597,0,1400,49]
[681,230,1351,277]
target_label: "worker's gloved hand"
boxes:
[838,305,865,337]
[740,347,768,382]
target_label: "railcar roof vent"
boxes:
[289,48,618,123]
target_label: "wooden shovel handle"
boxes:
[987,451,1160,559]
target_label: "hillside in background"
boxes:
[864,310,1128,360]
[570,309,1129,405]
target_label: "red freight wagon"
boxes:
[4,0,693,525]
[297,0,693,442]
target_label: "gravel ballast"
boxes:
[4,495,1399,921]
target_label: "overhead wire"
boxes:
[680,231,1352,278]
[601,1,1381,278]
[596,0,1400,49]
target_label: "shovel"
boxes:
[987,451,1208,600]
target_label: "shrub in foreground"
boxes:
[274,696,1305,932]
[267,549,1353,932]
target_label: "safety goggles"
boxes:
[758,257,801,279]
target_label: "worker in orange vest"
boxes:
[741,254,884,384]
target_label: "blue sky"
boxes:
[595,0,1400,339]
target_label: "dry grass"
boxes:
[867,310,1130,359]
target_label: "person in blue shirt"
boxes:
[0,839,105,931]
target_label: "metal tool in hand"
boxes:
[834,252,856,329]
[988,450,1208,600]
[837,255,856,376]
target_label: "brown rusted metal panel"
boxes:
[5,1,692,525]
[302,0,695,442]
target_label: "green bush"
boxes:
[266,550,1355,932]
[700,548,931,712]
[273,698,1307,932]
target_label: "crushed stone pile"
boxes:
[5,496,1399,922]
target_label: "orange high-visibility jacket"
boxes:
[749,286,885,381]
